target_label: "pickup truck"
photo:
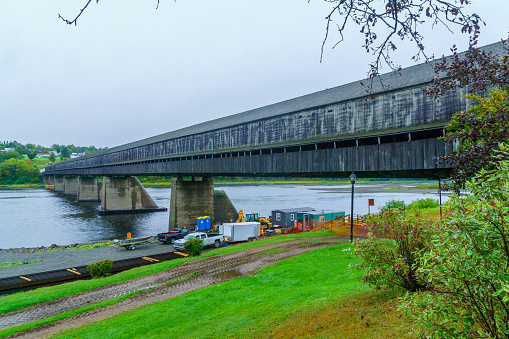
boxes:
[173,232,224,251]
[157,228,191,244]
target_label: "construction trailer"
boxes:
[271,207,315,229]
[296,210,345,230]
[219,222,261,242]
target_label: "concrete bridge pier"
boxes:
[169,177,237,231]
[53,175,64,194]
[63,176,79,196]
[44,175,55,190]
[98,176,166,215]
[77,176,101,202]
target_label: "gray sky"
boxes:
[1,0,507,148]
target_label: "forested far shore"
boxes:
[0,141,106,185]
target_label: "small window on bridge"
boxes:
[357,137,379,146]
[379,133,409,144]
[411,128,443,141]
[272,147,284,154]
[261,149,271,155]
[301,144,316,151]
[212,154,221,158]
[317,141,335,150]
[285,146,300,153]
[335,139,357,148]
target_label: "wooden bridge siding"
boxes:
[58,138,448,177]
[47,84,467,174]
[148,140,440,176]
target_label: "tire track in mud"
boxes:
[3,238,344,338]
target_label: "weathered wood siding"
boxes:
[45,82,463,177]
[46,138,453,178]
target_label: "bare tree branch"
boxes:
[58,0,96,26]
[59,0,486,94]
[58,0,165,26]
[318,0,484,80]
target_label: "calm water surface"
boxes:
[0,184,448,248]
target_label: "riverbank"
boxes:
[0,241,114,254]
[1,177,442,189]
[0,241,175,279]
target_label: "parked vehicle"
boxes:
[173,232,224,251]
[157,228,191,244]
[114,235,155,250]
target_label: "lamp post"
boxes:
[349,172,357,243]
[438,177,442,217]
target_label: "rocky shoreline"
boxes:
[0,241,112,254]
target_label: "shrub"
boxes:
[381,199,406,210]
[355,209,435,292]
[407,198,439,210]
[408,146,509,338]
[86,259,113,279]
[184,238,204,257]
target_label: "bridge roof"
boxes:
[82,41,507,157]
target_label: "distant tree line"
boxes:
[0,141,106,185]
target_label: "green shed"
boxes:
[297,210,345,230]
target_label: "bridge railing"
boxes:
[309,214,364,232]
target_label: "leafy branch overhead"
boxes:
[437,89,509,193]
[425,40,509,97]
[59,1,483,79]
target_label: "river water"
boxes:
[0,184,448,248]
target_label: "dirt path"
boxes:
[2,238,345,338]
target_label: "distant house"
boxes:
[1,148,14,152]
[70,152,84,159]
[36,151,59,158]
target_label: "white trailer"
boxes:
[219,222,260,242]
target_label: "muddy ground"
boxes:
[1,237,347,338]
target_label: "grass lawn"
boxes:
[54,243,374,339]
[259,289,416,339]
[0,231,338,315]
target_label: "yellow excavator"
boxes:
[237,210,280,235]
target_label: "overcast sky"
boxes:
[1,1,507,148]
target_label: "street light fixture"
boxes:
[349,172,357,243]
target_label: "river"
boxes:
[0,183,448,248]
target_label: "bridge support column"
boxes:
[169,177,214,230]
[44,175,55,190]
[213,190,238,225]
[77,176,101,202]
[53,175,64,193]
[63,176,79,196]
[169,177,237,231]
[98,176,166,215]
